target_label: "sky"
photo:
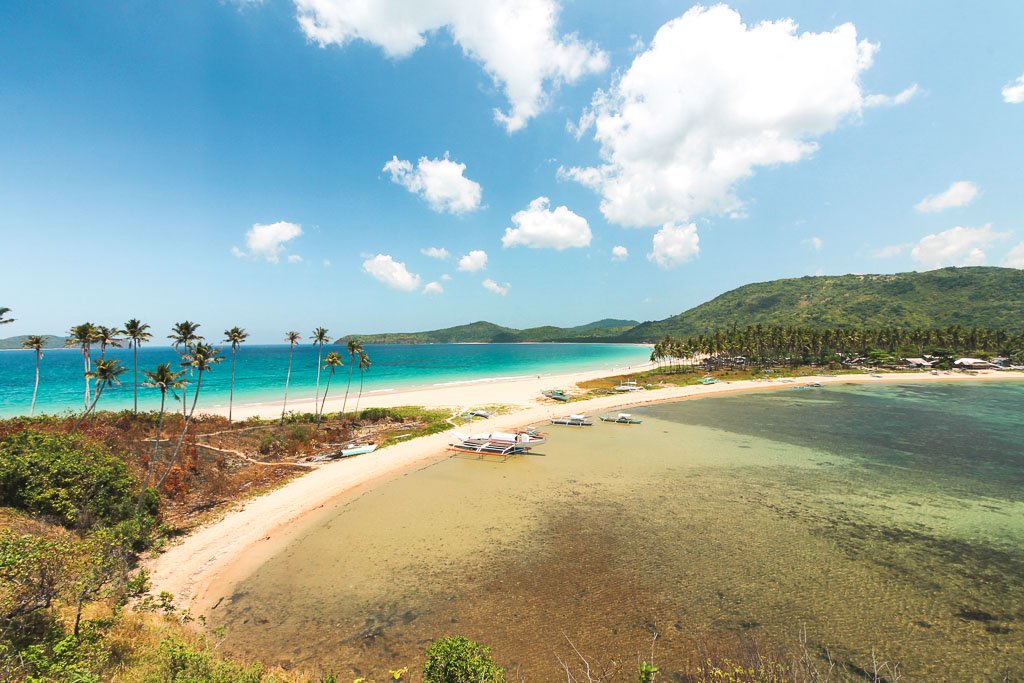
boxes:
[1,1,1022,343]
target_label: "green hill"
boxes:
[621,267,1024,342]
[341,319,639,344]
[0,335,67,350]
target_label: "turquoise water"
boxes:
[0,343,650,417]
[213,382,1024,680]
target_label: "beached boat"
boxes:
[598,413,642,424]
[550,414,593,426]
[448,430,540,457]
[542,389,569,402]
[465,409,493,418]
[700,376,720,385]
[612,380,643,392]
[339,442,378,457]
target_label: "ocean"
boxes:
[0,343,651,417]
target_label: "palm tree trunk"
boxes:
[157,371,204,489]
[281,347,294,423]
[137,392,166,515]
[82,349,91,409]
[317,369,334,426]
[314,345,323,414]
[132,344,139,414]
[342,363,354,415]
[229,347,237,423]
[73,384,104,433]
[30,352,40,417]
[355,369,365,414]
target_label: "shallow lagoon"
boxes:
[213,382,1024,680]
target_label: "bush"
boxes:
[157,637,264,683]
[423,636,504,683]
[0,430,153,529]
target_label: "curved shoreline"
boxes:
[146,368,1023,618]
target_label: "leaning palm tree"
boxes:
[223,326,249,422]
[95,325,124,361]
[156,343,222,489]
[66,323,99,409]
[353,351,372,414]
[310,327,330,412]
[0,307,13,325]
[281,331,301,422]
[21,335,45,417]
[137,363,185,514]
[317,352,343,426]
[340,338,363,415]
[168,321,203,416]
[73,359,127,432]
[123,319,152,414]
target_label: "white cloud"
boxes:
[362,254,422,291]
[482,278,510,295]
[384,154,483,214]
[457,250,488,272]
[803,236,823,251]
[1002,74,1024,104]
[611,245,629,261]
[1005,243,1024,268]
[915,181,980,213]
[232,221,303,263]
[423,281,444,294]
[563,5,879,227]
[865,84,920,107]
[287,254,303,263]
[910,225,1005,269]
[421,246,451,259]
[440,273,452,281]
[501,196,591,250]
[295,0,608,132]
[647,223,700,269]
[323,259,332,268]
[873,244,908,258]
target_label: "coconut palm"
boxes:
[95,325,124,360]
[0,307,13,325]
[20,335,45,417]
[73,359,127,432]
[340,338,363,415]
[123,319,152,414]
[310,327,330,412]
[156,343,222,489]
[353,351,372,414]
[223,326,249,422]
[137,363,185,514]
[317,352,343,426]
[66,323,99,409]
[168,321,203,416]
[281,331,301,422]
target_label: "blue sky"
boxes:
[2,1,1022,343]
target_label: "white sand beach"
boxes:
[147,367,1023,618]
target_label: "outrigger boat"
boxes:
[448,429,544,459]
[700,376,720,385]
[612,380,643,392]
[598,413,642,424]
[550,414,593,427]
[542,389,569,402]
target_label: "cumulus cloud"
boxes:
[384,154,483,214]
[873,244,908,258]
[362,254,422,291]
[294,0,608,131]
[323,259,332,268]
[865,84,920,107]
[562,5,880,227]
[1003,74,1024,104]
[423,281,444,294]
[1005,243,1024,268]
[231,221,303,263]
[501,197,591,250]
[804,236,823,251]
[287,254,303,263]
[611,245,629,261]
[457,250,488,272]
[647,223,700,269]
[910,225,1005,270]
[421,246,451,260]
[482,278,510,295]
[440,273,452,281]
[915,181,980,213]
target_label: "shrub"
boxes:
[423,636,504,683]
[157,637,265,683]
[0,430,153,529]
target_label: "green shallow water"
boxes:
[211,381,1024,680]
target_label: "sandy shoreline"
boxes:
[147,368,1023,618]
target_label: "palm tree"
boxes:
[0,307,13,325]
[281,331,301,423]
[21,335,45,417]
[310,327,330,413]
[317,352,343,426]
[124,319,152,414]
[95,325,124,361]
[168,321,203,416]
[137,363,185,514]
[156,343,223,489]
[341,338,363,415]
[66,323,99,409]
[223,326,249,422]
[73,359,127,432]
[354,351,372,414]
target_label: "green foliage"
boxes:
[639,661,660,682]
[0,430,154,529]
[422,636,504,683]
[695,657,789,682]
[153,637,265,683]
[337,318,638,344]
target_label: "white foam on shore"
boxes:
[432,374,536,387]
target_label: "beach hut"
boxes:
[953,358,999,369]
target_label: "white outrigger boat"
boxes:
[598,413,642,424]
[612,380,643,392]
[550,414,593,427]
[448,429,546,458]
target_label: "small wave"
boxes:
[432,375,535,387]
